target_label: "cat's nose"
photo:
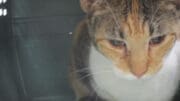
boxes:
[132,70,146,78]
[131,67,147,78]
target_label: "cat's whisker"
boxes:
[72,68,90,73]
[78,70,113,81]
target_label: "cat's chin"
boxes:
[112,67,152,80]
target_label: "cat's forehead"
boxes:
[89,0,178,38]
[91,0,158,16]
[89,0,177,20]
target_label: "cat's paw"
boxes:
[79,96,105,101]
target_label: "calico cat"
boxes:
[69,0,180,101]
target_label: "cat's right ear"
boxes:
[80,0,105,14]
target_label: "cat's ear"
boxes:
[80,0,106,14]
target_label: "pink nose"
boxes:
[133,71,146,78]
[131,68,147,78]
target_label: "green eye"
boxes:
[149,35,166,45]
[109,40,126,48]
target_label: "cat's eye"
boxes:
[149,35,166,45]
[109,40,126,48]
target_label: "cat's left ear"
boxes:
[80,0,107,14]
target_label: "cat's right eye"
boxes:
[149,35,166,46]
[109,40,126,48]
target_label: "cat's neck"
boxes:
[89,41,180,101]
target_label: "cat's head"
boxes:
[80,0,179,78]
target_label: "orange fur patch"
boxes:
[95,15,176,78]
[148,33,176,74]
[131,0,140,18]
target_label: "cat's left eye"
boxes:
[149,35,166,46]
[109,40,126,48]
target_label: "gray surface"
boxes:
[12,0,83,18]
[1,0,84,101]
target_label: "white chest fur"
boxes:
[89,41,180,101]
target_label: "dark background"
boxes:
[0,0,83,101]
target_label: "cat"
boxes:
[69,0,180,101]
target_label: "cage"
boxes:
[0,0,84,101]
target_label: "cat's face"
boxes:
[80,0,179,78]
